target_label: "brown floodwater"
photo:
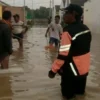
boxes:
[0,26,100,100]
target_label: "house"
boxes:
[84,0,100,34]
[0,1,10,6]
[0,1,10,19]
[0,1,26,22]
[3,6,25,22]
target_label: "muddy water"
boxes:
[0,27,100,100]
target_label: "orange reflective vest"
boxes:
[51,22,92,76]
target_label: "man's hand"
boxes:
[48,70,56,78]
[9,49,13,55]
[57,69,63,76]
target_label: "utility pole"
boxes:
[66,0,71,6]
[49,0,52,17]
[32,0,34,19]
[13,0,15,6]
[52,0,54,22]
[24,0,26,24]
[69,0,71,4]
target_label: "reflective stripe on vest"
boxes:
[59,44,71,52]
[69,62,78,76]
[72,30,90,41]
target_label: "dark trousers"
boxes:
[49,37,59,47]
[61,75,87,99]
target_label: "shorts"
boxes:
[49,37,59,47]
[13,33,23,40]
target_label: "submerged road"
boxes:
[0,26,100,100]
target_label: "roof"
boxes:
[0,1,10,6]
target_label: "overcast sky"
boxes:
[1,0,61,9]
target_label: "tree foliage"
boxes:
[25,6,51,19]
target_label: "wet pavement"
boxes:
[0,26,100,100]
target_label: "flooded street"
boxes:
[0,27,100,100]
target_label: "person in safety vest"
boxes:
[48,4,92,100]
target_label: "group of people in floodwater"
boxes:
[0,11,27,69]
[0,4,92,100]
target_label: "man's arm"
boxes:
[59,25,63,39]
[3,26,13,55]
[45,23,52,37]
[59,25,63,34]
[48,31,72,78]
[45,27,50,37]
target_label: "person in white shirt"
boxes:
[12,14,25,48]
[45,15,63,49]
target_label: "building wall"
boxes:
[0,5,2,19]
[84,0,100,34]
[3,6,25,22]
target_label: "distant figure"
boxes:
[45,15,63,49]
[12,14,25,48]
[0,11,13,69]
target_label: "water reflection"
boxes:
[0,28,100,100]
[0,76,12,100]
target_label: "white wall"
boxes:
[84,0,100,34]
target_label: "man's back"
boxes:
[0,21,12,57]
